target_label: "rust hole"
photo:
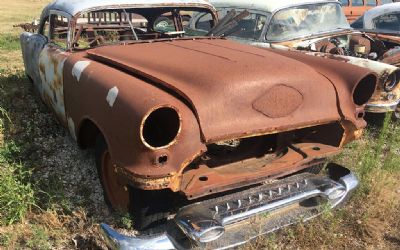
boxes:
[312,147,321,151]
[142,107,180,148]
[199,176,208,182]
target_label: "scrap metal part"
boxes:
[100,164,358,250]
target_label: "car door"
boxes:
[38,10,71,126]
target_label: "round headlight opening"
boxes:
[353,74,377,106]
[383,72,399,92]
[142,107,181,149]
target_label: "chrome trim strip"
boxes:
[366,100,400,113]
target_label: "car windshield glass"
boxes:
[267,3,350,41]
[216,8,270,40]
[72,7,215,50]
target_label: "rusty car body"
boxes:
[211,0,400,114]
[20,0,377,249]
[340,0,394,22]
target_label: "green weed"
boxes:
[0,34,20,51]
[0,163,36,225]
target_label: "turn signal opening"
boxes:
[353,74,376,106]
[142,107,180,149]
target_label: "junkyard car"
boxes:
[351,2,400,58]
[20,0,377,249]
[340,0,394,22]
[211,0,400,114]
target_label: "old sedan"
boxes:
[211,0,400,114]
[20,0,376,249]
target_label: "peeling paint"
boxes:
[72,61,91,82]
[106,86,119,107]
[38,45,68,125]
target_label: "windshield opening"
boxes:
[71,7,216,50]
[215,8,269,40]
[267,3,350,42]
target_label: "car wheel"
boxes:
[95,135,171,231]
[95,135,130,211]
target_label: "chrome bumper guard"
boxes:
[100,164,358,250]
[366,100,400,113]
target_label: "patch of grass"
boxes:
[119,213,133,230]
[0,33,20,51]
[0,162,36,225]
[26,225,51,250]
[0,231,12,247]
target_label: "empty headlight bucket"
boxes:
[352,74,377,106]
[383,70,400,92]
[141,106,181,149]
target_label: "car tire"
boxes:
[95,135,170,231]
[95,135,130,211]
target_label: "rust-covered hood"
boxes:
[87,38,342,142]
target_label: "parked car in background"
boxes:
[340,0,394,22]
[211,0,400,114]
[20,0,377,249]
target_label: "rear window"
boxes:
[373,12,400,31]
[366,0,377,6]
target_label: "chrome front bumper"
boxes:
[100,164,358,250]
[366,100,400,113]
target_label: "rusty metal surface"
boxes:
[210,3,400,114]
[86,39,347,142]
[21,1,377,204]
[60,38,375,197]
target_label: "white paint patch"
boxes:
[72,61,91,82]
[67,117,77,141]
[106,86,119,107]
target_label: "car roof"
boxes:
[210,0,339,13]
[42,0,214,17]
[362,2,400,29]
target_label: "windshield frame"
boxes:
[265,2,351,43]
[67,5,218,51]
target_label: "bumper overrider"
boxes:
[100,164,358,250]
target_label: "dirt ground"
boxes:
[0,1,399,249]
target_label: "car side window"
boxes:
[351,0,364,6]
[340,0,350,6]
[366,0,377,6]
[373,12,400,31]
[49,14,69,50]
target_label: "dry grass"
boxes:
[0,0,400,249]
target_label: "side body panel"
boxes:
[38,45,69,126]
